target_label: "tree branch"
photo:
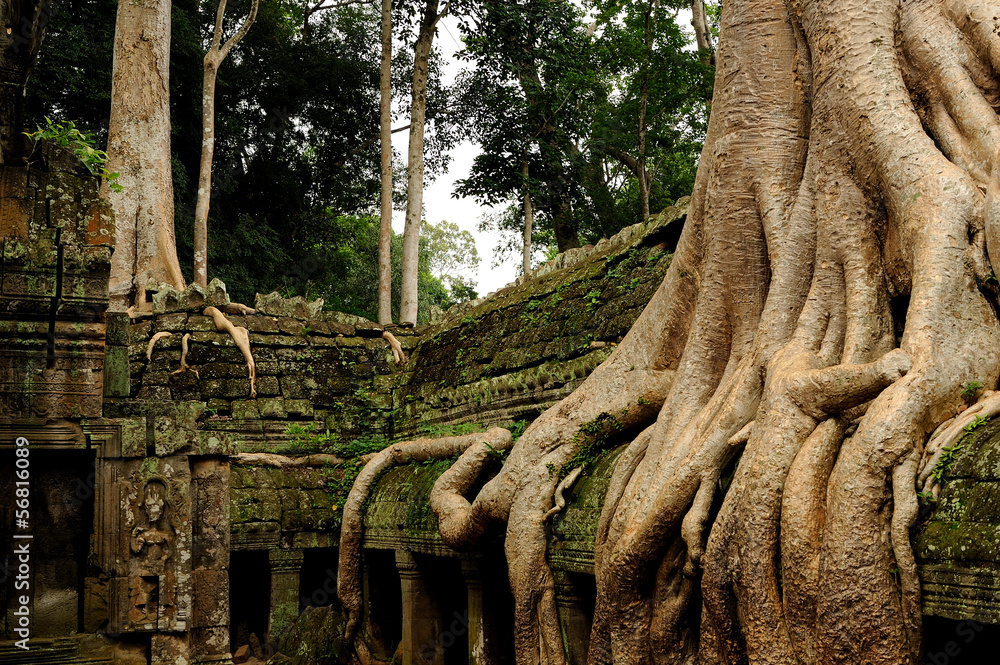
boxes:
[220,0,261,60]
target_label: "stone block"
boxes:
[192,569,230,628]
[258,398,287,418]
[255,292,324,319]
[104,345,131,398]
[256,375,281,397]
[232,400,261,420]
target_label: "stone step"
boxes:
[0,637,112,664]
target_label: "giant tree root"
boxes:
[146,331,172,361]
[170,333,199,379]
[232,452,348,468]
[203,306,256,398]
[337,428,514,642]
[334,1,1000,663]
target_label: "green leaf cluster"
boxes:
[25,117,122,192]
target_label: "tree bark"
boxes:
[0,0,51,165]
[105,0,185,310]
[522,157,533,275]
[690,0,714,64]
[399,0,444,325]
[377,0,393,324]
[338,1,1000,664]
[193,0,259,287]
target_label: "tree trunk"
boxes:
[637,0,658,222]
[194,60,218,287]
[522,158,533,275]
[377,0,393,325]
[399,0,441,326]
[341,0,1000,664]
[691,0,714,63]
[192,0,258,287]
[105,0,185,310]
[0,0,51,165]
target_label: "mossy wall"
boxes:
[915,418,1000,623]
[0,157,114,420]
[392,203,685,435]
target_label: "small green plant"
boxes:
[963,414,990,433]
[916,490,936,503]
[504,420,528,442]
[25,117,122,192]
[932,442,964,482]
[961,381,983,402]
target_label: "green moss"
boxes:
[557,411,623,480]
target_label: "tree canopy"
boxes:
[27,0,713,315]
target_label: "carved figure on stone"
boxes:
[130,480,175,570]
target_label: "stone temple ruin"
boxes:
[2,154,1000,664]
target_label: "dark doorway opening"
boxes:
[923,615,1000,664]
[362,549,401,661]
[0,448,94,639]
[299,547,340,612]
[229,550,270,651]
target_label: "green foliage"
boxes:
[25,117,122,191]
[558,411,623,480]
[961,381,983,402]
[504,419,529,442]
[423,220,481,299]
[276,213,473,323]
[963,414,990,433]
[932,442,964,482]
[459,0,714,257]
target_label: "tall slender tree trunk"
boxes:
[377,0,393,324]
[522,158,533,275]
[399,0,442,325]
[194,61,218,287]
[637,0,659,222]
[193,0,258,287]
[691,0,714,64]
[0,0,51,165]
[105,0,185,310]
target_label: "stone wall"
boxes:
[0,151,114,420]
[915,417,1000,624]
[392,202,684,436]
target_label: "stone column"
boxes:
[268,548,304,651]
[554,570,592,665]
[191,457,232,664]
[397,550,444,665]
[464,558,510,665]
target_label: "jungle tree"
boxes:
[104,0,185,309]
[341,0,1000,663]
[193,0,260,287]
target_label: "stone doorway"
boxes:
[0,448,95,639]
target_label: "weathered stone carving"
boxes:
[130,479,175,568]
